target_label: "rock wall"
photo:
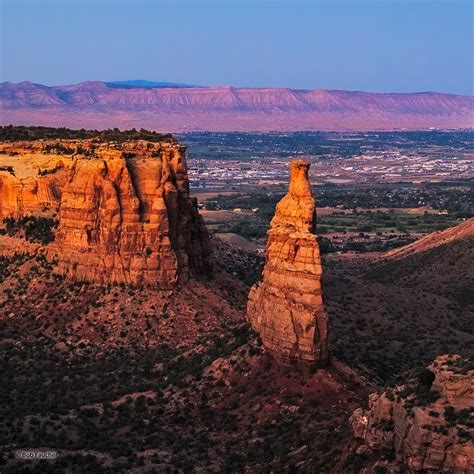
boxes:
[0,139,212,287]
[247,160,329,364]
[0,140,78,220]
[350,355,474,473]
[0,171,63,219]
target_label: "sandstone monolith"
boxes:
[247,160,329,364]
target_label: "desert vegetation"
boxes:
[325,238,474,382]
[0,125,175,144]
[2,216,58,244]
[0,250,362,472]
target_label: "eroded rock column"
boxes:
[247,160,329,364]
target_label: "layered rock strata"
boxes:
[247,160,329,364]
[0,139,212,287]
[0,141,70,219]
[351,355,474,473]
[0,171,63,219]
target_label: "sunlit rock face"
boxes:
[247,159,329,364]
[50,142,212,287]
[0,139,212,287]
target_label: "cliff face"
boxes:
[0,168,64,220]
[247,160,329,364]
[351,355,474,473]
[0,138,212,287]
[2,81,472,115]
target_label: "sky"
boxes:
[1,0,473,94]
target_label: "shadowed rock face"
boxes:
[247,160,329,364]
[0,139,212,287]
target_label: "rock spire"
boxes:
[247,160,329,364]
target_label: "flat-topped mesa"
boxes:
[51,141,212,287]
[247,159,329,365]
[0,137,212,287]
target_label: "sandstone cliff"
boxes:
[0,141,70,219]
[350,355,474,473]
[247,160,329,364]
[0,137,212,287]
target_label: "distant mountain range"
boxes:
[108,80,200,88]
[1,80,472,132]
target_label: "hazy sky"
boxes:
[1,0,473,94]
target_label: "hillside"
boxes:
[384,217,474,260]
[2,217,472,471]
[351,354,473,472]
[1,81,472,131]
[0,231,367,473]
[326,220,474,382]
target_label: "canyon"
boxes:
[1,81,473,131]
[0,127,473,472]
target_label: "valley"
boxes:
[183,130,472,255]
[0,127,472,472]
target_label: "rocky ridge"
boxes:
[383,217,474,260]
[247,160,329,364]
[350,354,474,473]
[0,137,212,287]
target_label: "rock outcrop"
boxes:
[350,355,474,473]
[247,159,329,364]
[0,167,65,221]
[0,137,212,287]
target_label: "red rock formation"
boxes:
[51,141,211,286]
[0,138,212,287]
[351,355,474,473]
[0,140,79,220]
[247,160,329,364]
[0,170,63,219]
